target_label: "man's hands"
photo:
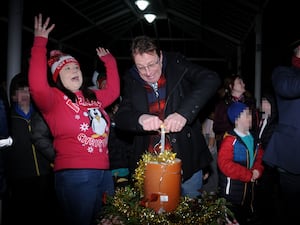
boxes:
[138,112,187,133]
[138,114,163,131]
[164,112,187,132]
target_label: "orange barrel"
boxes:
[144,158,182,213]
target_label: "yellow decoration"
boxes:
[96,151,237,225]
[132,151,177,196]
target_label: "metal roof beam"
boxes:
[167,9,241,44]
[60,9,130,42]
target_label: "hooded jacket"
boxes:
[4,108,53,180]
[218,131,264,205]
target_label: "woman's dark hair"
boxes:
[223,74,242,94]
[221,74,253,103]
[55,76,97,103]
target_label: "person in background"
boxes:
[201,111,219,194]
[30,111,64,224]
[0,82,12,149]
[90,70,107,90]
[0,82,11,149]
[28,14,120,225]
[93,74,132,189]
[213,75,259,150]
[3,73,55,225]
[0,83,12,225]
[107,99,132,189]
[30,112,56,165]
[98,75,107,89]
[217,102,264,225]
[263,42,300,225]
[255,90,280,225]
[114,35,221,198]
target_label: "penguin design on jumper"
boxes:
[85,108,107,138]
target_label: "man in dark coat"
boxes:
[114,35,221,198]
[263,43,300,225]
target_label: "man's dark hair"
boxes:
[130,35,160,56]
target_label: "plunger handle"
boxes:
[160,124,165,153]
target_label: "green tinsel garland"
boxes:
[97,151,236,225]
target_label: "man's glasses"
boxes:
[136,58,160,74]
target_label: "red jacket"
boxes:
[218,131,264,205]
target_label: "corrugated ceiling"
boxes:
[1,0,271,78]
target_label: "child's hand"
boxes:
[251,169,260,182]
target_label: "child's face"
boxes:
[237,108,252,129]
[13,86,30,106]
[261,99,271,116]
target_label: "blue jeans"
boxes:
[181,170,203,198]
[55,169,114,225]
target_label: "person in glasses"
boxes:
[114,35,221,198]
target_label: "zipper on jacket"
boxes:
[29,122,41,176]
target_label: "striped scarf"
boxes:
[144,75,172,152]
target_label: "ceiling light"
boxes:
[144,13,156,23]
[135,0,149,11]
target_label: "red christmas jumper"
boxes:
[28,37,120,171]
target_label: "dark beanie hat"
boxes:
[227,102,248,124]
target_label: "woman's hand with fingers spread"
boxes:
[96,47,110,57]
[34,13,55,38]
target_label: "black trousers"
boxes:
[279,171,300,225]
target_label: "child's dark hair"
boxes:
[9,73,28,101]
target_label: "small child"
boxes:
[218,102,264,225]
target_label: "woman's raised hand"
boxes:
[96,47,110,57]
[34,13,55,38]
